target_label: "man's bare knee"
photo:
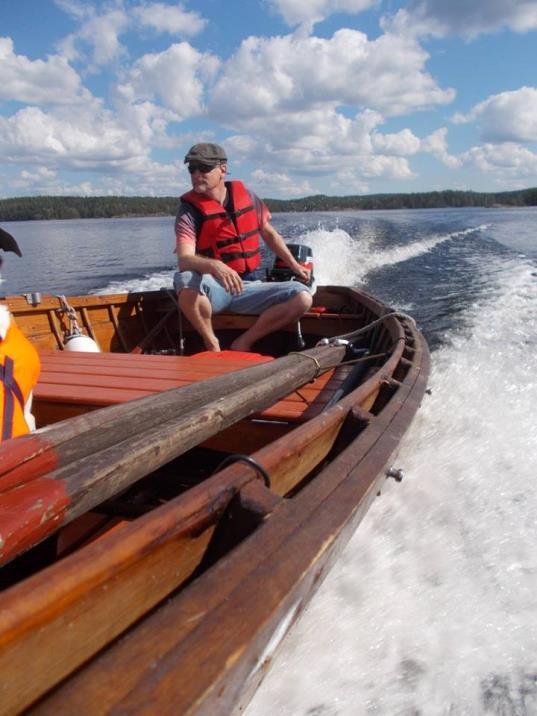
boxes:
[289,290,312,315]
[297,290,313,311]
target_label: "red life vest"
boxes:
[0,317,40,441]
[181,180,262,274]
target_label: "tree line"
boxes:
[265,187,537,212]
[0,188,536,222]
[0,195,178,221]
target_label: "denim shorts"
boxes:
[173,270,314,315]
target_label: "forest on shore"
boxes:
[1,187,536,222]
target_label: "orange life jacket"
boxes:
[0,317,40,441]
[181,180,262,274]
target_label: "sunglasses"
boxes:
[187,163,218,174]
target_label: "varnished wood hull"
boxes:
[0,285,429,715]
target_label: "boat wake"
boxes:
[246,254,537,716]
[301,225,486,286]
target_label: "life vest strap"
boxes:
[216,229,259,249]
[199,209,227,221]
[220,247,261,262]
[232,204,255,218]
[1,357,25,441]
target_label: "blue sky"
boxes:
[1,0,537,199]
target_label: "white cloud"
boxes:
[0,106,146,168]
[55,1,208,70]
[1,124,183,196]
[21,167,57,181]
[267,0,376,33]
[10,1,527,197]
[225,108,380,170]
[244,132,415,193]
[14,167,58,192]
[203,24,457,191]
[421,127,461,168]
[461,142,537,176]
[224,107,418,191]
[358,154,414,179]
[113,99,179,149]
[57,7,130,69]
[116,43,220,119]
[0,37,88,104]
[133,2,207,36]
[372,128,421,156]
[453,87,537,144]
[9,166,69,194]
[328,172,370,194]
[53,0,89,22]
[383,0,537,38]
[250,169,314,197]
[209,30,454,122]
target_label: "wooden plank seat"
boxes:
[34,349,351,426]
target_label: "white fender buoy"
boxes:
[63,333,101,352]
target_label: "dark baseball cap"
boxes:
[184,143,227,166]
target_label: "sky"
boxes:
[1,0,537,199]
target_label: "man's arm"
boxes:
[177,241,243,295]
[260,222,311,283]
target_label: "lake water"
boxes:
[2,207,537,715]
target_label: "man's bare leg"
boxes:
[178,288,220,351]
[230,291,312,352]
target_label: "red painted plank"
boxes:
[35,351,342,421]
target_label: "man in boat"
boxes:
[174,143,313,352]
[0,228,40,441]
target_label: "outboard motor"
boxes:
[267,243,314,287]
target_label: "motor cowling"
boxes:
[267,243,314,287]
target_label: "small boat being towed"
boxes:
[0,284,429,715]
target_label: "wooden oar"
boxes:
[0,344,347,564]
[0,354,275,491]
[0,344,339,492]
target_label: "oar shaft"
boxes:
[0,347,340,491]
[60,344,347,519]
[0,344,346,563]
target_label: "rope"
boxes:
[333,311,416,343]
[56,295,83,337]
[287,351,322,378]
[340,350,388,367]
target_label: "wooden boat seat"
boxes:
[34,349,352,427]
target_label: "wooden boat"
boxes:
[0,284,429,715]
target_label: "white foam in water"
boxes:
[303,226,477,286]
[94,269,175,295]
[245,256,537,715]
